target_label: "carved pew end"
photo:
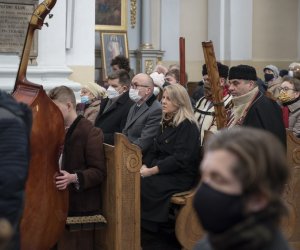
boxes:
[171,190,205,250]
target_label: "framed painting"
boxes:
[100,31,129,79]
[95,0,127,30]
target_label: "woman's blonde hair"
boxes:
[162,84,198,127]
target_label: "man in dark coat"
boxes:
[95,69,134,145]
[0,90,32,249]
[227,64,286,146]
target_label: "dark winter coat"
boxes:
[141,119,200,223]
[242,91,286,146]
[0,91,32,249]
[94,91,134,145]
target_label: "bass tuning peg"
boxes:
[49,14,53,19]
[44,22,49,27]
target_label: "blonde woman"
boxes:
[140,84,200,247]
[76,82,107,124]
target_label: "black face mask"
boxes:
[193,183,245,234]
[264,73,274,82]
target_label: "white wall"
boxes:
[0,0,97,92]
[66,0,95,66]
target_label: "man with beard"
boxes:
[194,62,232,145]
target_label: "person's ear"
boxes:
[244,192,269,213]
[122,85,128,92]
[219,78,225,87]
[66,102,73,112]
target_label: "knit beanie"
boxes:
[82,82,107,99]
[228,65,257,81]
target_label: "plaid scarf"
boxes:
[208,209,278,250]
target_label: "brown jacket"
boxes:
[62,115,106,216]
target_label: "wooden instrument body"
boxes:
[12,0,68,249]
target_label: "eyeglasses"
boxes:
[130,84,150,89]
[279,87,296,92]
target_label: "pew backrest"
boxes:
[282,130,300,250]
[99,133,142,250]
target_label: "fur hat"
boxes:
[81,82,106,99]
[263,65,279,78]
[202,62,229,79]
[229,65,257,81]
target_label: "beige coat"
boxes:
[288,100,300,136]
[83,100,101,124]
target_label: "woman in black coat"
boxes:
[140,84,200,234]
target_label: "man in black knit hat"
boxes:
[227,64,286,146]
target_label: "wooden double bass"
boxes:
[12,0,68,249]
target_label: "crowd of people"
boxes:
[2,55,299,250]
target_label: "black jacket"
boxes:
[141,119,200,223]
[0,91,32,249]
[94,91,134,145]
[243,91,286,146]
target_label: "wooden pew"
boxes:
[99,133,142,250]
[97,129,300,250]
[171,191,204,250]
[282,130,300,250]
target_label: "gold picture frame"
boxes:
[95,0,127,31]
[100,31,129,80]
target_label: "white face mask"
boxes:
[129,88,142,103]
[153,86,160,96]
[288,70,294,77]
[107,86,120,99]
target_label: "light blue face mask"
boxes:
[81,95,89,103]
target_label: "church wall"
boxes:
[252,0,299,77]
[66,0,95,85]
[68,66,94,84]
[160,0,208,82]
[158,0,300,82]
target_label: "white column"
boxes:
[208,0,253,61]
[298,0,300,60]
[150,0,162,50]
[161,0,180,61]
[141,0,153,48]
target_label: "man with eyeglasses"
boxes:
[226,64,286,146]
[123,73,162,155]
